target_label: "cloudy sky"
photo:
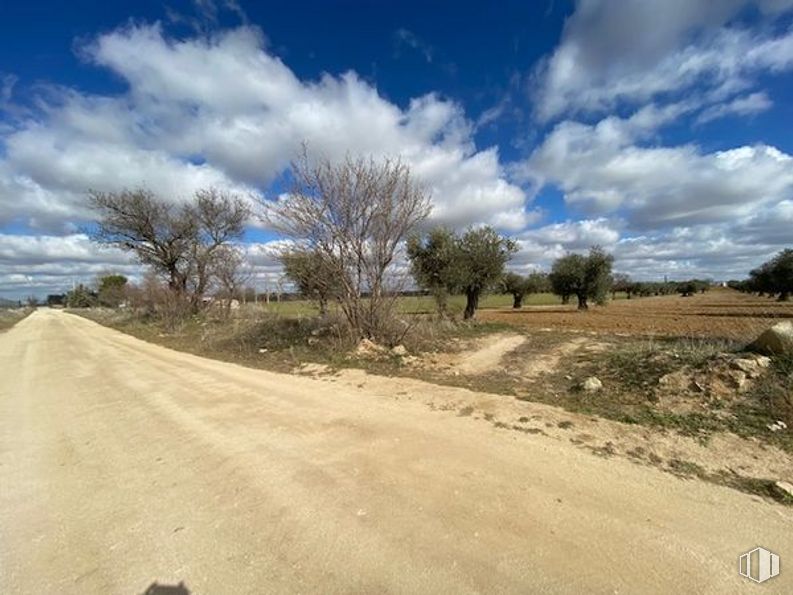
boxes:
[1,0,792,298]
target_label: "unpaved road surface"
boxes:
[1,310,791,594]
[452,333,526,374]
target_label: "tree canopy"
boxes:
[406,227,459,315]
[746,249,793,301]
[280,247,342,315]
[96,274,128,307]
[89,188,250,311]
[408,226,516,319]
[502,271,548,308]
[265,152,431,341]
[549,246,614,310]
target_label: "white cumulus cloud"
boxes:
[0,24,532,236]
[533,0,793,121]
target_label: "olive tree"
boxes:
[771,249,793,301]
[455,227,517,319]
[677,281,698,297]
[502,272,529,308]
[280,247,342,315]
[406,227,458,315]
[749,249,793,301]
[502,271,547,308]
[96,274,128,307]
[549,246,614,310]
[265,152,431,340]
[611,273,632,299]
[407,226,516,319]
[526,271,550,298]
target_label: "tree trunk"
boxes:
[464,289,479,320]
[577,294,588,310]
[561,295,570,305]
[512,294,523,309]
[779,291,790,302]
[433,289,448,317]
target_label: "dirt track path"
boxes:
[454,333,526,374]
[1,310,791,594]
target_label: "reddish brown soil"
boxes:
[479,289,793,340]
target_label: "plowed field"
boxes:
[480,289,792,339]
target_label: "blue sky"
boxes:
[1,0,792,297]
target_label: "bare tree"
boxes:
[89,188,250,312]
[187,189,251,306]
[89,189,194,293]
[211,245,250,315]
[265,152,431,341]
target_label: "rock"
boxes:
[391,344,408,356]
[580,376,603,392]
[767,421,786,432]
[749,321,793,355]
[658,370,689,391]
[258,348,268,353]
[725,369,749,391]
[730,357,767,379]
[774,481,793,499]
[296,362,329,375]
[354,338,387,357]
[755,355,772,368]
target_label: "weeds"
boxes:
[668,458,706,478]
[708,472,793,505]
[601,336,739,392]
[0,308,33,332]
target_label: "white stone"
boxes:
[750,321,793,355]
[774,481,793,499]
[581,377,603,392]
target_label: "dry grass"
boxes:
[71,306,512,375]
[0,308,33,332]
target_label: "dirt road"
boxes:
[1,310,791,594]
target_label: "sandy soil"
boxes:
[481,289,793,339]
[450,333,527,374]
[521,337,592,380]
[1,309,792,594]
[330,367,793,489]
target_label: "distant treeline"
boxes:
[726,249,792,301]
